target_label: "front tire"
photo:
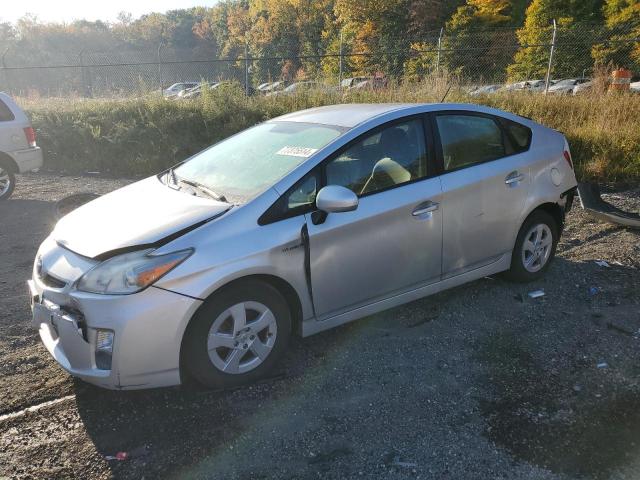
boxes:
[505,210,559,282]
[183,280,292,389]
[0,166,15,200]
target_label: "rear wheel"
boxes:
[0,165,15,200]
[505,210,558,282]
[183,280,292,389]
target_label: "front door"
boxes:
[305,118,443,319]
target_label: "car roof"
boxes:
[274,102,534,129]
[274,103,418,128]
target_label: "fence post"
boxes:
[436,27,444,73]
[1,48,9,94]
[245,42,250,96]
[157,42,163,95]
[544,19,557,95]
[339,29,344,87]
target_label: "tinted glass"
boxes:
[175,121,343,203]
[436,114,505,171]
[503,119,532,152]
[325,119,427,196]
[0,100,15,122]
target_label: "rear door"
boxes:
[432,111,533,278]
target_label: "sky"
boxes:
[0,0,220,24]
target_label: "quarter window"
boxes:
[0,100,15,122]
[436,114,505,171]
[502,118,532,152]
[324,119,427,196]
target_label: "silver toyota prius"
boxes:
[28,103,577,390]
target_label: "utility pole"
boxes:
[245,42,250,96]
[544,19,557,95]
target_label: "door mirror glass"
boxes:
[316,185,359,213]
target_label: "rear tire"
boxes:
[0,166,15,200]
[183,280,292,389]
[504,210,558,283]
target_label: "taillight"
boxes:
[563,150,573,170]
[24,127,36,148]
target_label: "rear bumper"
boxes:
[9,147,43,173]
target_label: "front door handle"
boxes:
[412,201,439,216]
[505,171,525,185]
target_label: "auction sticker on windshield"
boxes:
[276,146,319,157]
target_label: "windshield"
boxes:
[173,121,344,203]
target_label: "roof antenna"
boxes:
[440,85,452,103]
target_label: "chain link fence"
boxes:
[1,21,638,97]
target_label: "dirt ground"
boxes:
[0,173,639,480]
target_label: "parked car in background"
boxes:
[163,82,199,98]
[572,80,593,95]
[0,92,43,200]
[257,81,286,94]
[266,81,329,96]
[547,78,590,95]
[631,81,640,93]
[340,77,371,89]
[29,103,577,390]
[469,84,502,96]
[178,82,220,99]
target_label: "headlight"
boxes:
[76,248,193,295]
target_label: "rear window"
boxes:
[502,118,532,152]
[0,100,15,122]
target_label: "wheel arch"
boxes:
[528,202,564,233]
[178,273,303,384]
[0,152,18,173]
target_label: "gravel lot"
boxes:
[1,173,639,480]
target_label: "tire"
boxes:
[504,210,559,283]
[0,165,15,200]
[183,279,292,389]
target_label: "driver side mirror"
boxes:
[316,185,359,213]
[313,185,358,225]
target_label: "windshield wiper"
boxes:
[178,178,228,203]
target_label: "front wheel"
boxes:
[0,166,15,200]
[183,280,292,389]
[504,210,559,282]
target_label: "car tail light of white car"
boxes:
[23,126,37,148]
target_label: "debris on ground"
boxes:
[528,290,545,299]
[589,286,601,296]
[597,362,608,369]
[594,260,610,268]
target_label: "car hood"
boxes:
[53,176,231,259]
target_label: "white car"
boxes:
[163,82,198,98]
[631,81,640,93]
[547,78,590,95]
[0,92,43,200]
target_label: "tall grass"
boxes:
[20,78,640,182]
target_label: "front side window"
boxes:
[324,119,427,197]
[436,114,505,171]
[175,121,343,203]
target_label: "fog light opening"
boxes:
[95,329,114,370]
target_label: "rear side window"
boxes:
[0,100,15,122]
[436,114,505,171]
[501,118,532,152]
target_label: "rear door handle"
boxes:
[505,171,525,185]
[412,201,439,216]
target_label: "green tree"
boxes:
[508,0,604,81]
[592,0,640,71]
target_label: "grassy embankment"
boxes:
[20,80,640,183]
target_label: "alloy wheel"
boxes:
[521,223,553,273]
[207,301,278,374]
[0,167,11,197]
